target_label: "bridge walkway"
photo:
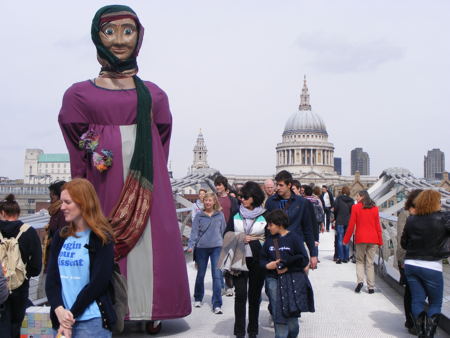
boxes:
[117,231,444,337]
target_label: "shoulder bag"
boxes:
[193,219,213,262]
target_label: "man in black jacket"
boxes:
[333,186,354,263]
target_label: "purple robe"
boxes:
[59,80,191,320]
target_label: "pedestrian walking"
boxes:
[396,189,422,334]
[0,195,42,338]
[187,193,227,314]
[401,190,450,338]
[214,175,239,296]
[262,179,276,206]
[261,210,313,338]
[343,190,382,294]
[46,178,116,338]
[320,185,334,232]
[37,181,68,299]
[191,188,207,222]
[265,171,317,268]
[224,182,267,338]
[291,180,301,196]
[333,186,354,264]
[304,185,324,254]
[313,186,325,234]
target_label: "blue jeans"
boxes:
[53,317,111,338]
[404,264,443,318]
[336,225,349,260]
[265,277,299,338]
[194,246,223,308]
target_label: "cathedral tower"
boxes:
[191,129,209,172]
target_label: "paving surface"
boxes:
[116,231,445,337]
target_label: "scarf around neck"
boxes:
[239,205,265,220]
[92,5,154,260]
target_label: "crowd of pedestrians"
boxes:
[0,171,448,338]
[186,173,449,338]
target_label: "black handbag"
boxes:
[110,263,128,333]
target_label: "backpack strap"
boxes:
[15,224,31,241]
[0,224,30,242]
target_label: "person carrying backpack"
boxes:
[0,194,42,338]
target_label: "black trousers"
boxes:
[324,207,332,231]
[0,282,30,338]
[399,266,414,328]
[233,258,265,336]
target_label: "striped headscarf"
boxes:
[92,5,154,260]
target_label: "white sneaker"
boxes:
[226,288,234,297]
[213,307,223,314]
[194,301,202,308]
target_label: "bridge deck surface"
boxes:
[116,231,444,337]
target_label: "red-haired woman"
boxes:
[46,178,116,338]
[401,190,449,337]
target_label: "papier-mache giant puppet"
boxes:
[58,5,191,324]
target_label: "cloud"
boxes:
[296,33,405,73]
[53,34,92,49]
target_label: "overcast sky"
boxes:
[1,0,449,180]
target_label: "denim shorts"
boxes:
[54,317,111,338]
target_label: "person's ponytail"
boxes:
[1,194,21,216]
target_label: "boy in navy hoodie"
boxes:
[261,210,310,338]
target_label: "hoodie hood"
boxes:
[0,220,24,238]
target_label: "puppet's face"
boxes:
[100,18,138,60]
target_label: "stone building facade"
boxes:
[24,149,71,184]
[190,130,209,173]
[424,148,445,181]
[351,147,370,175]
[0,180,49,216]
[276,77,335,176]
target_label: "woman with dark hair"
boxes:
[38,181,68,299]
[0,195,42,338]
[343,190,382,294]
[333,186,354,264]
[401,190,449,337]
[46,178,116,338]
[46,181,68,257]
[291,180,301,196]
[225,181,267,338]
[396,189,422,334]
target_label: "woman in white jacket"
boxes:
[225,181,267,338]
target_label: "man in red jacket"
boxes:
[343,191,383,294]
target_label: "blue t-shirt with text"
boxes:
[58,229,100,321]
